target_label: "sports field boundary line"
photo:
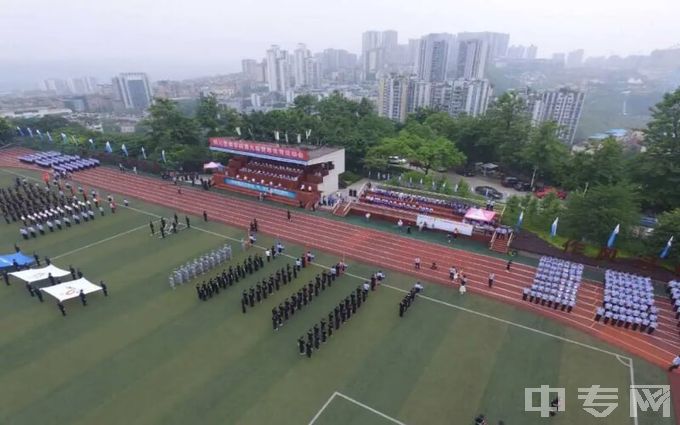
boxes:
[308,391,408,425]
[52,223,148,260]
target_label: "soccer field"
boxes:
[0,169,674,425]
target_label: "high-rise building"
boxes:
[377,74,410,122]
[407,39,420,64]
[506,45,526,59]
[362,31,381,54]
[112,73,152,110]
[551,53,566,66]
[415,33,451,82]
[41,79,70,94]
[448,79,492,117]
[304,58,322,89]
[457,32,510,60]
[363,47,386,81]
[456,39,488,79]
[241,59,266,82]
[266,45,290,93]
[518,87,585,145]
[566,49,585,68]
[526,45,538,60]
[381,30,399,63]
[293,44,312,87]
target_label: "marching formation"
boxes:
[241,263,296,313]
[169,244,232,288]
[298,282,372,359]
[194,253,263,300]
[399,282,424,317]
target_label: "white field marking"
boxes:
[307,392,338,425]
[52,223,148,260]
[124,203,633,363]
[308,392,408,425]
[627,358,640,425]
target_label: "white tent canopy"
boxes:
[203,161,223,170]
[40,278,102,302]
[9,264,71,283]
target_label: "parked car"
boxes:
[514,181,532,192]
[501,176,519,187]
[475,186,503,200]
[388,156,407,165]
[534,186,568,200]
[459,167,476,177]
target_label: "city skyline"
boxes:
[1,0,679,90]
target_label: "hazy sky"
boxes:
[1,0,678,89]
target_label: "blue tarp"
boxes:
[0,252,34,270]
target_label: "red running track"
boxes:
[2,148,679,370]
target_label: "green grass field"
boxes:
[0,168,674,425]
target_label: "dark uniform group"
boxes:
[152,214,189,239]
[270,267,338,330]
[399,284,422,317]
[298,284,371,359]
[196,254,264,301]
[242,263,297,314]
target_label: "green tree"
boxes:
[480,92,532,169]
[561,183,640,245]
[562,138,629,190]
[0,117,13,142]
[520,121,570,185]
[634,88,680,211]
[645,209,680,263]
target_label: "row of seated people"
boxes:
[232,174,316,192]
[239,167,301,182]
[19,151,99,172]
[361,193,435,214]
[595,270,658,333]
[246,160,303,177]
[522,256,583,312]
[367,187,473,215]
[666,280,680,322]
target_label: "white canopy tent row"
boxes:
[40,278,103,302]
[9,264,71,283]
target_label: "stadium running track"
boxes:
[3,148,680,374]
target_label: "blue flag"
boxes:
[46,132,53,143]
[660,236,674,259]
[105,141,112,153]
[141,146,147,160]
[16,126,24,137]
[27,128,34,138]
[36,129,43,141]
[60,133,68,143]
[515,211,524,230]
[607,224,620,248]
[550,217,559,238]
[121,144,128,157]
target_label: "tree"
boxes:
[645,209,680,264]
[562,138,628,190]
[0,117,12,142]
[144,98,202,155]
[520,121,570,185]
[634,88,680,211]
[480,92,532,169]
[561,183,640,246]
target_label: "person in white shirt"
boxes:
[365,212,371,221]
[397,219,403,230]
[669,356,680,371]
[414,282,424,293]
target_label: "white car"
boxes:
[388,156,407,165]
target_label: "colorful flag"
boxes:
[46,132,53,142]
[121,144,128,157]
[60,133,68,143]
[27,128,34,138]
[550,217,559,238]
[105,141,112,153]
[660,236,674,259]
[607,224,620,248]
[16,126,24,136]
[36,129,43,140]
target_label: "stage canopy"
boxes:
[9,264,71,283]
[203,161,223,170]
[40,278,102,302]
[0,252,34,270]
[464,208,497,223]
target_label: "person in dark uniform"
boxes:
[305,341,312,358]
[298,337,305,355]
[45,256,51,265]
[160,226,166,239]
[57,301,66,316]
[150,220,155,235]
[100,281,108,296]
[2,270,9,286]
[69,265,76,279]
[33,253,41,266]
[36,288,44,302]
[26,282,35,297]
[79,289,87,306]
[203,210,208,222]
[287,210,291,221]
[399,300,405,317]
[248,288,255,307]
[506,259,512,271]
[320,319,327,343]
[77,268,83,279]
[272,309,279,330]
